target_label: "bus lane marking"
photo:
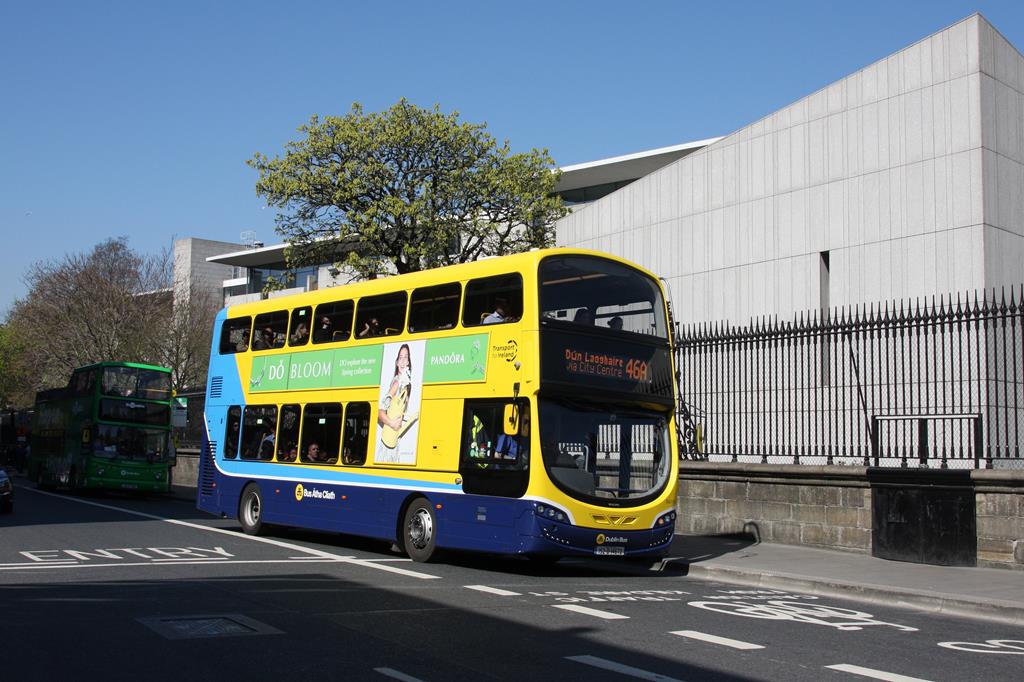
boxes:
[22,487,442,580]
[464,585,521,596]
[566,655,682,681]
[0,558,351,572]
[936,639,1024,655]
[824,663,933,681]
[552,604,629,620]
[669,630,764,650]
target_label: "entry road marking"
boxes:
[566,655,682,682]
[464,585,521,596]
[552,604,629,620]
[825,664,934,682]
[670,630,764,650]
[23,487,441,580]
[374,667,427,682]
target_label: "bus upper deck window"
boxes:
[313,300,354,344]
[219,317,252,354]
[288,307,312,347]
[356,292,407,338]
[463,274,523,327]
[409,283,461,333]
[252,311,288,351]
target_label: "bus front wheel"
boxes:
[239,483,265,536]
[402,498,438,563]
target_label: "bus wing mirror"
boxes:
[502,404,518,436]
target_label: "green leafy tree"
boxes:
[249,100,568,279]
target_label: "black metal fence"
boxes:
[675,286,1024,469]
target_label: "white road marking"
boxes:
[552,604,629,620]
[825,663,934,681]
[937,639,1024,655]
[464,585,521,596]
[566,655,682,681]
[0,558,355,572]
[374,667,427,682]
[669,630,764,650]
[20,487,441,579]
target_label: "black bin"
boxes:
[869,468,976,567]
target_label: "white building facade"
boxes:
[556,14,1024,326]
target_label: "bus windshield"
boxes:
[101,366,172,400]
[539,255,668,338]
[539,398,671,506]
[93,424,170,462]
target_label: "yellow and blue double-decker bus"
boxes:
[198,249,679,562]
[30,361,175,492]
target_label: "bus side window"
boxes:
[301,403,342,464]
[224,406,241,459]
[276,404,301,462]
[220,317,252,354]
[252,311,288,351]
[462,274,523,327]
[341,402,371,465]
[409,283,461,333]
[356,292,407,338]
[240,405,277,461]
[288,307,312,347]
[313,300,354,344]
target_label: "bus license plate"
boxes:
[594,546,624,556]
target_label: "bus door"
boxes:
[459,400,530,499]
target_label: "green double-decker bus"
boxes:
[30,362,175,493]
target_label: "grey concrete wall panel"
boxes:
[556,14,1024,325]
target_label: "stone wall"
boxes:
[678,462,1024,569]
[170,449,199,499]
[974,470,1024,569]
[678,462,872,552]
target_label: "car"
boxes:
[0,468,13,513]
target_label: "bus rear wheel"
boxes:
[402,498,438,563]
[239,483,265,536]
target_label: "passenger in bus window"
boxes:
[609,316,623,331]
[573,308,593,325]
[358,317,381,338]
[482,298,510,324]
[290,322,309,345]
[278,443,297,462]
[306,442,325,462]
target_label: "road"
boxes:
[0,479,1020,682]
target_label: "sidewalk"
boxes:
[668,534,1024,626]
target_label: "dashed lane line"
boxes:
[669,630,764,650]
[374,667,428,682]
[566,655,682,682]
[552,604,629,620]
[464,585,521,597]
[825,664,934,682]
[21,486,441,580]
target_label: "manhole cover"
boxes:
[138,614,282,640]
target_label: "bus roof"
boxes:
[73,361,172,374]
[223,247,662,317]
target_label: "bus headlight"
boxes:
[655,510,677,526]
[534,503,568,524]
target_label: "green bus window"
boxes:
[356,292,407,338]
[288,307,312,347]
[409,283,461,333]
[313,300,354,344]
[241,405,277,461]
[341,402,371,466]
[301,403,342,464]
[220,317,252,354]
[223,406,241,460]
[276,404,301,462]
[463,274,523,327]
[252,311,288,351]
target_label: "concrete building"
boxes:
[556,14,1024,326]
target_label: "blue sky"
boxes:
[3,0,1024,315]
